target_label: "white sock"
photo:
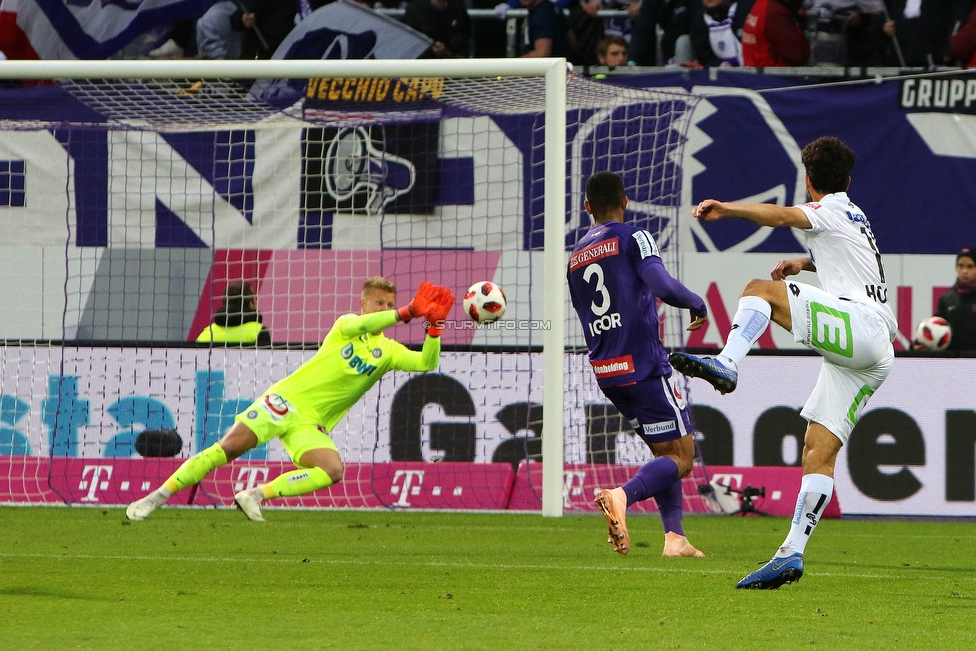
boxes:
[157,486,172,498]
[717,296,771,369]
[776,473,834,557]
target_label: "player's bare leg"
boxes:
[737,422,840,589]
[235,447,344,522]
[651,435,704,558]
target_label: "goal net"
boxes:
[0,59,714,517]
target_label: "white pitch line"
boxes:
[0,551,972,582]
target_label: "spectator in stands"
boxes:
[568,0,641,65]
[231,0,297,59]
[934,246,976,352]
[196,1,244,60]
[741,0,810,66]
[881,0,971,67]
[404,0,472,57]
[553,0,605,65]
[498,0,592,62]
[148,20,198,58]
[629,0,695,64]
[949,4,976,66]
[806,0,888,66]
[601,0,642,48]
[596,34,630,65]
[477,0,514,57]
[197,281,272,346]
[690,0,753,65]
[519,0,574,58]
[843,0,889,66]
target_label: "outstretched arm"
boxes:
[338,311,399,338]
[394,335,442,372]
[694,200,812,229]
[639,259,708,331]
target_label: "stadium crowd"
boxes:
[131,0,976,69]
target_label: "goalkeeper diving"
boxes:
[126,277,455,522]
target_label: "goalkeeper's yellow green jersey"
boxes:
[267,310,440,431]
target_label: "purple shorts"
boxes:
[600,375,693,444]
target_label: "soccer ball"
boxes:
[913,316,952,351]
[463,281,507,323]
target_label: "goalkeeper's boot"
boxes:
[668,353,738,394]
[125,490,168,521]
[662,532,705,558]
[736,553,804,589]
[595,488,629,555]
[234,488,266,522]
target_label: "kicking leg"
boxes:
[670,279,790,394]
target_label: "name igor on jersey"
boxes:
[568,221,671,387]
[267,313,430,431]
[796,192,898,340]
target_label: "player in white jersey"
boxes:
[669,136,897,589]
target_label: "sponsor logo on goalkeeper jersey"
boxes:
[340,343,378,375]
[590,354,634,378]
[306,77,445,104]
[569,238,619,272]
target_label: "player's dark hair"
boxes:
[801,136,855,195]
[585,171,626,221]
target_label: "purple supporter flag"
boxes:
[0,0,217,59]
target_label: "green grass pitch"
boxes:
[1,506,973,650]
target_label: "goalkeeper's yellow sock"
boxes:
[161,443,228,494]
[260,467,333,499]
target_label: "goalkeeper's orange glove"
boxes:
[397,281,439,323]
[425,287,456,338]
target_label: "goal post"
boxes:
[0,58,710,518]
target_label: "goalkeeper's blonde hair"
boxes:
[362,276,396,296]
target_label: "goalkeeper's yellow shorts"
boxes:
[235,392,338,466]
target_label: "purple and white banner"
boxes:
[0,0,216,59]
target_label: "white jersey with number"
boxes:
[795,192,898,341]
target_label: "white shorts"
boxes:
[784,280,894,444]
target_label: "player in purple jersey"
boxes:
[568,171,709,558]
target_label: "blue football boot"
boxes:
[668,352,738,394]
[736,553,804,589]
